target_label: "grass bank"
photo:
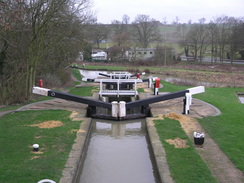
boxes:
[155,118,217,183]
[0,110,81,183]
[159,80,244,172]
[0,83,95,183]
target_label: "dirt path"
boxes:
[0,110,15,118]
[139,82,244,183]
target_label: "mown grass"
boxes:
[0,70,97,183]
[0,105,21,112]
[68,86,98,96]
[195,87,244,171]
[0,110,81,183]
[84,65,127,71]
[71,68,82,81]
[155,118,217,183]
[159,80,244,172]
[0,96,53,112]
[137,88,145,93]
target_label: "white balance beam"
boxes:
[33,87,50,96]
[187,86,205,95]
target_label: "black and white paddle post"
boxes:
[82,78,95,82]
[144,77,157,88]
[183,86,205,114]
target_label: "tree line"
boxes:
[86,15,244,64]
[177,16,244,63]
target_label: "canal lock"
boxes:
[74,95,161,183]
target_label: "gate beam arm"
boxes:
[33,87,112,109]
[126,86,205,109]
[126,90,189,109]
[82,78,95,82]
[99,73,110,77]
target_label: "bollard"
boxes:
[33,144,39,152]
[183,93,192,114]
[37,179,56,183]
[112,101,118,118]
[193,132,205,145]
[119,101,126,118]
[154,78,160,95]
[148,78,152,88]
[155,78,160,88]
[39,79,43,87]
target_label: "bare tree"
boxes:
[227,17,244,64]
[111,15,131,48]
[236,20,244,60]
[110,17,131,61]
[214,16,232,62]
[0,0,95,104]
[172,16,180,25]
[122,14,130,24]
[186,23,209,62]
[176,23,189,56]
[87,23,109,48]
[208,21,219,63]
[154,45,174,65]
[162,17,167,24]
[132,14,161,48]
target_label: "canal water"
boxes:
[76,119,159,183]
[238,96,244,104]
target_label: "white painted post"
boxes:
[152,77,158,81]
[148,78,152,88]
[154,86,158,95]
[117,80,119,98]
[134,81,137,92]
[112,101,118,117]
[187,86,205,95]
[185,93,192,114]
[99,80,102,97]
[119,101,126,117]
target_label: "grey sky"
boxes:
[92,0,244,24]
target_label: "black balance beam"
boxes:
[126,90,189,109]
[47,90,112,109]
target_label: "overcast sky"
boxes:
[92,0,244,24]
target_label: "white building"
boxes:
[91,51,107,60]
[125,48,155,61]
